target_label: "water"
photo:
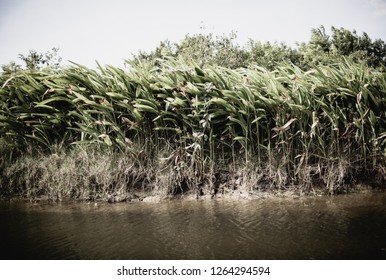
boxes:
[1,192,386,259]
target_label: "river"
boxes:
[1,191,385,259]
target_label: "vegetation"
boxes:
[133,26,386,70]
[1,26,386,201]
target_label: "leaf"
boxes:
[72,91,97,105]
[133,103,158,114]
[36,96,72,106]
[104,135,112,146]
[209,97,237,114]
[272,118,297,132]
[105,92,127,99]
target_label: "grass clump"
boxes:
[0,144,155,201]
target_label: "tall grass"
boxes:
[1,58,385,199]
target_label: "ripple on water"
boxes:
[1,192,386,259]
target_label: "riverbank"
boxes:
[1,143,384,203]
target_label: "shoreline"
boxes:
[1,144,384,204]
[1,142,385,204]
[1,182,383,204]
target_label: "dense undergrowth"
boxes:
[1,58,386,201]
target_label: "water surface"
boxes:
[1,192,385,259]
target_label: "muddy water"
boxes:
[1,192,386,260]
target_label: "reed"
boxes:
[1,57,385,199]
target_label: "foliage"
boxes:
[132,26,386,70]
[299,26,386,69]
[1,57,386,195]
[246,40,301,70]
[18,47,62,71]
[134,32,249,69]
[1,48,62,76]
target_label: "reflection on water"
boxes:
[1,192,386,259]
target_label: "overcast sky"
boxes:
[1,0,386,68]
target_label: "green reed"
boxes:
[1,57,385,196]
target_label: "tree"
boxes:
[18,47,62,70]
[247,41,300,70]
[310,25,331,52]
[129,26,386,71]
[131,32,249,69]
[1,47,62,74]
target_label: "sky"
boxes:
[0,0,386,68]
